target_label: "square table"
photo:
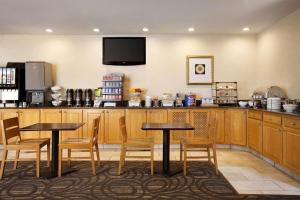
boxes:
[20,123,84,178]
[142,123,194,175]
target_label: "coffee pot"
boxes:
[66,89,74,107]
[74,89,83,107]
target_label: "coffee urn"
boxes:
[84,89,93,107]
[74,89,83,107]
[66,89,74,107]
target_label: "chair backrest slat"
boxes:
[90,117,100,145]
[1,117,21,145]
[119,116,127,144]
[192,111,216,143]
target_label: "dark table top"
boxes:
[142,123,194,130]
[19,123,85,131]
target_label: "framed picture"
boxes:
[186,55,214,85]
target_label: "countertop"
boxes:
[1,105,300,117]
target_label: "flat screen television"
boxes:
[102,37,146,65]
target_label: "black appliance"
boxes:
[0,62,26,105]
[102,37,146,65]
[66,89,74,107]
[74,89,83,107]
[84,89,93,107]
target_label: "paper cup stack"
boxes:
[267,97,281,110]
[51,86,62,107]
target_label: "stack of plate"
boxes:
[51,86,62,107]
[267,97,281,110]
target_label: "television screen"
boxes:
[103,37,146,65]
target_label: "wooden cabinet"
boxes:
[230,109,247,146]
[82,109,105,143]
[61,109,83,140]
[125,109,147,139]
[168,109,190,143]
[146,109,168,143]
[215,109,225,144]
[283,127,300,176]
[40,109,62,139]
[104,109,125,144]
[19,109,40,139]
[263,122,283,164]
[247,118,262,153]
[0,109,19,143]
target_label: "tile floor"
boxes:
[1,147,300,195]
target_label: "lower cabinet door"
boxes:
[146,109,168,144]
[230,109,247,146]
[82,109,105,143]
[247,118,263,153]
[283,128,300,176]
[104,109,125,144]
[263,123,283,164]
[61,109,83,140]
[19,109,40,139]
[215,109,225,144]
[40,109,62,139]
[126,109,147,139]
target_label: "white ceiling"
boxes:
[0,0,300,34]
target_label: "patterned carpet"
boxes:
[0,161,299,200]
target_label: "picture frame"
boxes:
[186,55,214,85]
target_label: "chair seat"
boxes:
[8,138,50,148]
[181,138,212,147]
[62,138,90,144]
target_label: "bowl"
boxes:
[51,85,62,92]
[238,101,248,108]
[52,100,62,107]
[283,104,298,113]
[51,93,61,100]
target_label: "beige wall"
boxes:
[256,8,300,99]
[0,34,257,99]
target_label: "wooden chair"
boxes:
[0,117,50,179]
[118,116,154,175]
[58,117,100,176]
[180,110,218,176]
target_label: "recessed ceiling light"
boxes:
[243,27,250,32]
[142,27,149,32]
[188,27,195,32]
[45,28,53,33]
[93,28,100,32]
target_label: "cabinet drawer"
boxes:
[248,110,262,120]
[263,112,282,125]
[283,116,300,130]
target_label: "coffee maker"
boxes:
[25,62,52,106]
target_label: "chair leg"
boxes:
[90,148,96,176]
[58,146,62,177]
[118,145,125,175]
[150,145,154,176]
[67,149,71,167]
[36,148,41,178]
[95,144,100,166]
[207,147,211,165]
[180,142,183,161]
[183,146,187,176]
[47,143,50,167]
[212,144,219,175]
[0,150,8,180]
[13,150,20,170]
